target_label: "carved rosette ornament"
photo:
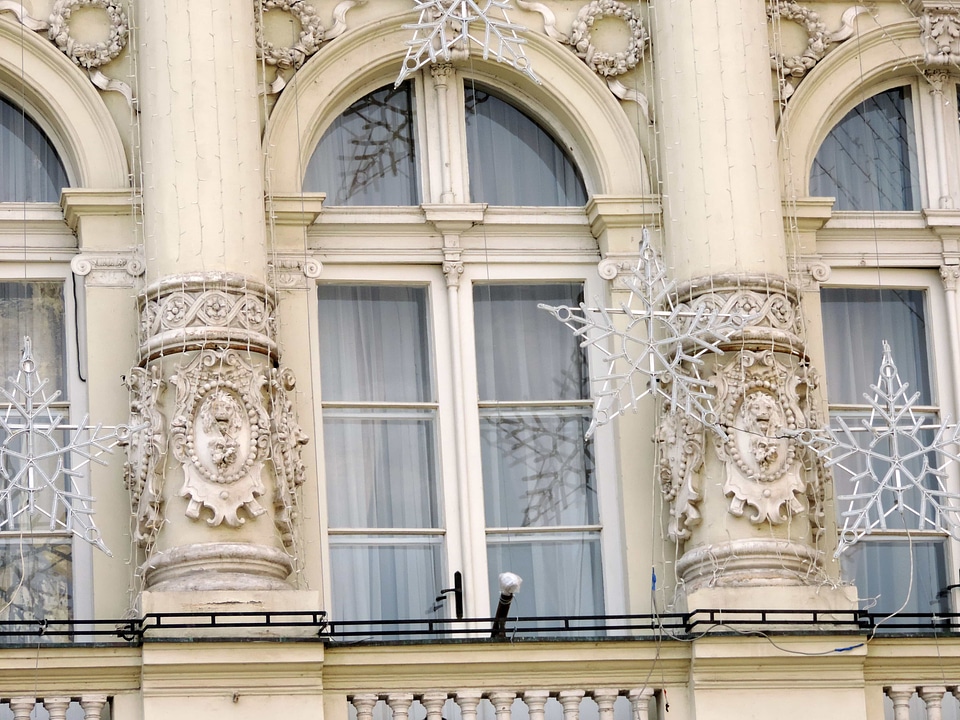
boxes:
[170,349,271,528]
[122,365,166,548]
[656,405,705,540]
[712,350,816,524]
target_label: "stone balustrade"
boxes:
[348,688,659,720]
[885,686,960,720]
[2,695,109,720]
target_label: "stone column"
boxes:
[651,0,850,609]
[130,0,308,599]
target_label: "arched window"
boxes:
[810,86,920,211]
[304,80,587,207]
[464,85,586,206]
[303,83,420,206]
[0,97,68,202]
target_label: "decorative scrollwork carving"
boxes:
[170,349,271,528]
[919,7,960,67]
[569,0,648,77]
[122,365,166,548]
[254,0,325,69]
[656,405,704,541]
[48,0,128,69]
[270,367,308,548]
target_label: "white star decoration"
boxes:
[801,341,960,556]
[540,229,749,438]
[396,0,537,86]
[0,337,133,556]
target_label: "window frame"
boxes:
[310,261,626,624]
[0,262,92,623]
[818,267,960,613]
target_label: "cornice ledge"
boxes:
[60,189,138,231]
[908,0,960,12]
[266,193,326,226]
[784,197,835,232]
[422,203,487,234]
[585,195,661,237]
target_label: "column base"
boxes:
[676,538,822,591]
[143,541,294,592]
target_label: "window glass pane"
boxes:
[810,86,920,211]
[0,282,66,395]
[304,84,420,206]
[0,98,68,202]
[481,410,596,527]
[841,539,948,622]
[832,412,941,532]
[318,285,433,403]
[486,534,604,619]
[0,537,71,633]
[329,538,442,626]
[464,85,586,206]
[0,422,70,533]
[324,410,440,529]
[820,287,931,405]
[474,283,586,402]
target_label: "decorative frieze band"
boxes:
[673,274,805,354]
[138,273,279,363]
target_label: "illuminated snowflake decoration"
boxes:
[396,0,537,86]
[0,337,135,556]
[539,229,750,438]
[797,341,960,557]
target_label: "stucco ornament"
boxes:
[569,0,647,77]
[254,0,325,69]
[656,403,705,541]
[713,349,814,525]
[48,0,128,68]
[123,365,166,548]
[170,349,271,528]
[768,3,868,101]
[918,8,960,67]
[270,367,308,547]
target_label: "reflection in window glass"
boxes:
[810,86,920,211]
[0,282,66,394]
[475,283,602,624]
[304,84,420,206]
[0,98,68,202]
[465,85,587,206]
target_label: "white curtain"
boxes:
[318,286,442,627]
[842,539,948,620]
[303,84,419,206]
[0,99,68,202]
[464,86,587,206]
[475,284,604,623]
[820,287,931,405]
[810,86,920,211]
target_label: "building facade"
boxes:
[0,1,957,719]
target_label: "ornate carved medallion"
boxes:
[171,350,271,527]
[713,350,814,524]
